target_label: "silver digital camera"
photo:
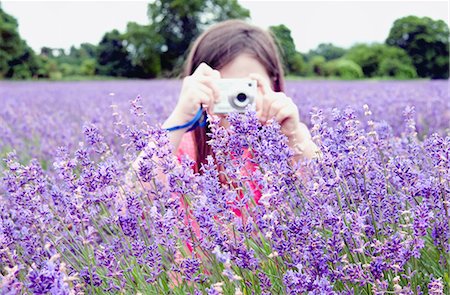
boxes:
[213,78,257,114]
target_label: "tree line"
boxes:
[0,0,448,80]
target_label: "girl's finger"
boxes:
[248,73,272,96]
[192,62,216,78]
[196,83,214,100]
[274,107,293,126]
[206,69,221,79]
[267,99,289,121]
[209,93,216,114]
[194,88,214,110]
[255,90,264,118]
[260,95,277,123]
[207,91,217,114]
[197,77,221,101]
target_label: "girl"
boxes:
[160,19,319,173]
[130,20,320,281]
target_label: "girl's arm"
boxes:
[128,113,189,190]
[161,111,192,156]
[287,122,321,163]
[129,63,220,187]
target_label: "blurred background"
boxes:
[0,0,448,81]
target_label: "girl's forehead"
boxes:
[219,53,270,80]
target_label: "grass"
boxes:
[0,75,132,82]
[285,75,431,82]
[59,75,131,81]
[1,75,433,82]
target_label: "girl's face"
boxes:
[217,53,272,128]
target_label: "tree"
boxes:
[305,43,346,62]
[147,0,250,76]
[40,43,98,78]
[96,29,133,77]
[80,59,96,76]
[0,4,38,79]
[323,59,363,79]
[6,41,40,79]
[79,43,97,59]
[307,55,326,76]
[67,43,96,61]
[269,24,305,75]
[123,22,162,78]
[344,43,415,78]
[35,54,59,79]
[344,44,379,77]
[377,58,417,79]
[386,16,449,79]
[0,4,21,77]
[40,46,55,58]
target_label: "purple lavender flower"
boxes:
[258,272,272,291]
[413,203,433,238]
[428,277,444,295]
[118,215,138,238]
[1,80,450,294]
[1,265,24,294]
[283,265,311,294]
[129,95,146,117]
[83,123,105,152]
[27,260,71,295]
[179,258,200,281]
[229,245,259,271]
[79,266,102,287]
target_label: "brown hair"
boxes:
[181,19,285,173]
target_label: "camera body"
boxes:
[213,78,257,114]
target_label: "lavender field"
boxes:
[1,80,448,161]
[1,80,449,294]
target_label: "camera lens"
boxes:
[236,92,247,102]
[229,90,254,112]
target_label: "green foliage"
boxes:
[40,47,54,58]
[344,44,379,77]
[324,59,363,79]
[6,42,40,79]
[147,0,250,77]
[70,43,97,60]
[0,4,21,77]
[80,58,96,76]
[35,43,98,79]
[35,55,59,78]
[48,71,63,80]
[289,53,306,75]
[96,29,133,77]
[305,43,346,62]
[2,1,445,81]
[59,63,78,76]
[386,15,449,79]
[307,55,326,76]
[377,58,417,79]
[0,5,39,79]
[344,43,415,78]
[123,22,162,78]
[34,55,49,78]
[269,24,306,75]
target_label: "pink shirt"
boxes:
[176,132,262,207]
[176,132,197,165]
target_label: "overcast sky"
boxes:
[1,0,448,54]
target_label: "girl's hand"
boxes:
[249,73,302,138]
[249,73,318,159]
[173,63,221,124]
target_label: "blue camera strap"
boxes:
[163,106,207,132]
